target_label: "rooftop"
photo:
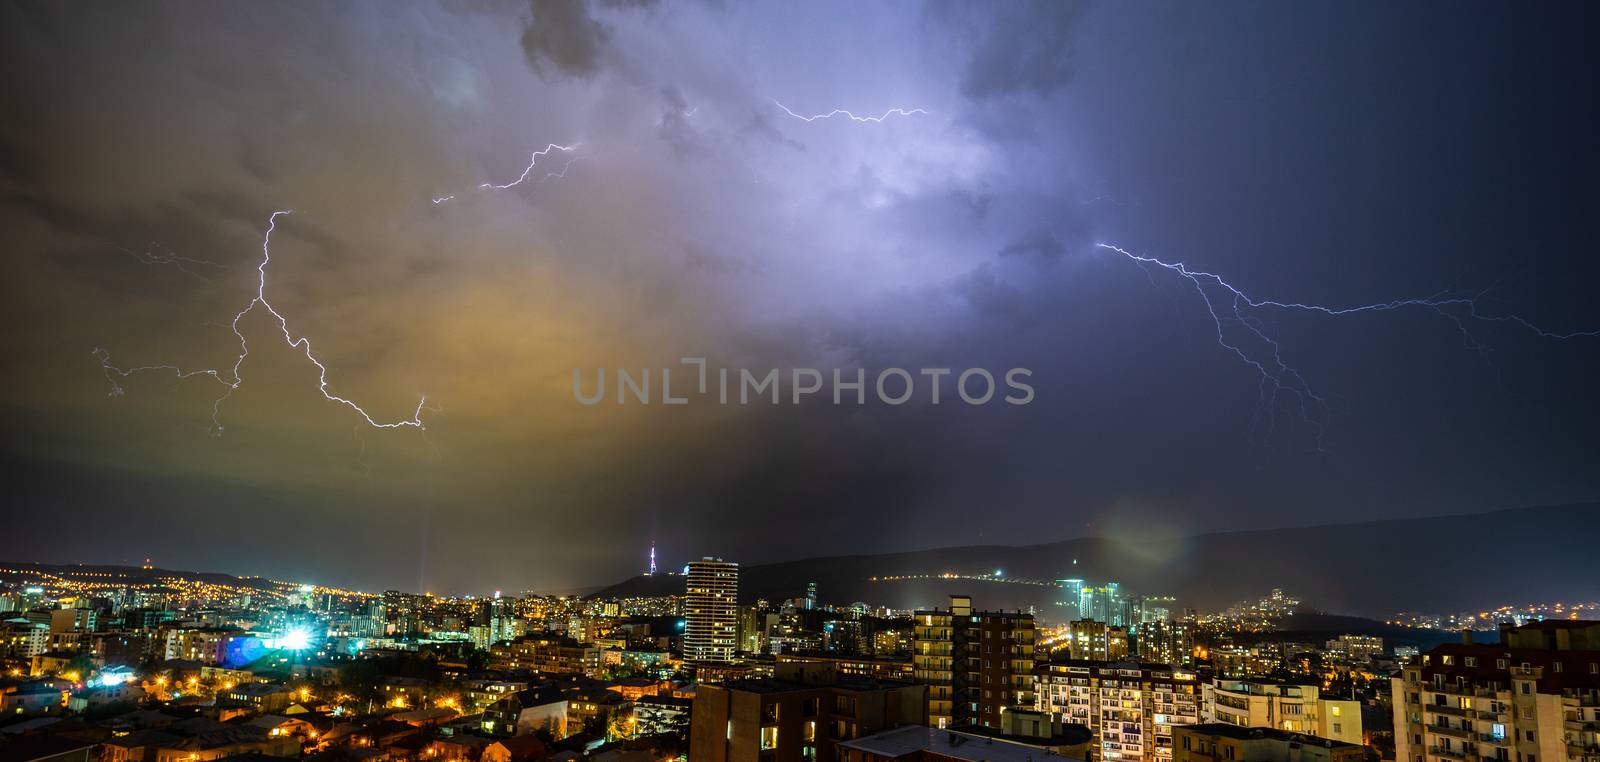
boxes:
[839,725,1085,762]
[1177,723,1359,749]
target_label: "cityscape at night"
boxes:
[2,2,1597,762]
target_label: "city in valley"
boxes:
[3,3,1597,762]
[1,557,1597,762]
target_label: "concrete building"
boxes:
[1172,724,1364,762]
[489,634,601,677]
[1324,636,1384,665]
[776,653,915,682]
[686,558,740,664]
[482,684,569,738]
[1390,624,1600,762]
[1137,622,1194,667]
[1203,679,1361,745]
[1034,659,1202,762]
[689,664,927,762]
[913,596,1036,730]
[1068,620,1130,661]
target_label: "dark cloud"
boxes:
[953,263,1028,324]
[960,0,1085,100]
[998,227,1066,266]
[2,1,1597,596]
[519,0,612,78]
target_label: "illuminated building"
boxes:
[470,594,521,651]
[776,653,915,681]
[913,595,1036,730]
[1207,644,1281,678]
[1060,579,1087,620]
[1391,622,1600,762]
[1136,621,1194,666]
[1202,678,1361,745]
[489,635,600,677]
[161,627,245,665]
[684,558,739,664]
[738,605,765,654]
[483,684,569,737]
[48,608,97,633]
[1323,635,1384,665]
[223,682,295,712]
[1033,659,1202,762]
[1068,619,1130,661]
[0,621,49,658]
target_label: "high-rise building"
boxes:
[1069,619,1130,661]
[1061,579,1087,619]
[1136,620,1194,666]
[685,557,739,664]
[737,605,765,655]
[1391,622,1600,762]
[912,595,1036,730]
[1034,659,1203,762]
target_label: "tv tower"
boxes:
[648,543,657,576]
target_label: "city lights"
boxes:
[278,627,312,651]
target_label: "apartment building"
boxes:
[686,558,740,664]
[1391,624,1600,762]
[1034,659,1202,762]
[1069,619,1130,661]
[1203,678,1361,745]
[488,634,601,677]
[913,596,1036,730]
[688,665,927,762]
[1173,724,1364,762]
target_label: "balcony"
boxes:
[1433,685,1501,699]
[1427,705,1472,718]
[1429,725,1472,740]
[1428,747,1472,761]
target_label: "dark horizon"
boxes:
[4,500,1595,605]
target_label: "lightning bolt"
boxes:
[432,143,580,204]
[117,242,226,281]
[771,99,929,123]
[97,211,426,435]
[1096,242,1600,450]
[97,143,583,437]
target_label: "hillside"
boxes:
[591,502,1600,619]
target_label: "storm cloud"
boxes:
[1,0,1596,594]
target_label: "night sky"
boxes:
[2,1,1597,595]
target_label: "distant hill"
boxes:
[0,561,282,591]
[591,502,1599,620]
